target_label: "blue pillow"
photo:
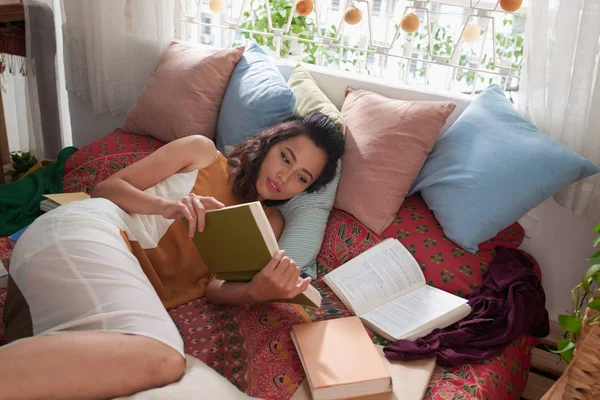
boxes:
[409,84,600,253]
[216,43,296,151]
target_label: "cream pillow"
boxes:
[287,64,344,133]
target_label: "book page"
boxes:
[324,239,425,316]
[360,285,468,341]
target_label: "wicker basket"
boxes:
[541,303,600,400]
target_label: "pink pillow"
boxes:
[334,88,456,235]
[124,42,244,142]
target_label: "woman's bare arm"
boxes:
[92,135,217,215]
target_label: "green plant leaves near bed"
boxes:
[550,339,575,363]
[588,251,600,265]
[558,314,582,334]
[587,298,600,311]
[582,264,600,292]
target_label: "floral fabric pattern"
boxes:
[0,132,541,399]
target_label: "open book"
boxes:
[184,201,322,308]
[323,239,471,342]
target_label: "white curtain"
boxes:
[61,0,174,116]
[518,0,600,222]
[1,0,63,160]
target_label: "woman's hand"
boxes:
[245,250,312,303]
[160,194,225,237]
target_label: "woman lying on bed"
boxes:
[1,112,344,400]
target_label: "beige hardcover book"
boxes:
[43,192,91,204]
[290,345,435,400]
[41,192,91,212]
[290,317,392,400]
[323,239,471,342]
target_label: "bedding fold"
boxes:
[0,146,77,236]
[383,246,550,366]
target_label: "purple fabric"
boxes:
[383,246,550,366]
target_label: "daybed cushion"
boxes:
[124,42,244,142]
[215,43,296,153]
[0,132,540,400]
[334,88,456,235]
[287,64,344,131]
[410,84,600,252]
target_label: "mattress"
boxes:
[0,130,541,399]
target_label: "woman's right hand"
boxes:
[160,194,225,237]
[245,250,312,303]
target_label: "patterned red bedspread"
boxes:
[0,130,540,400]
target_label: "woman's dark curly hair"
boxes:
[227,112,345,206]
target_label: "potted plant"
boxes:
[4,151,51,182]
[542,223,600,399]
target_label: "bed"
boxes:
[0,129,540,399]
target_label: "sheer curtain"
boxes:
[518,0,600,222]
[61,0,174,116]
[1,0,63,160]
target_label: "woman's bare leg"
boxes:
[0,332,185,400]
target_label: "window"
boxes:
[175,0,527,100]
[372,0,382,17]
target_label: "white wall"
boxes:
[67,95,125,148]
[519,199,598,321]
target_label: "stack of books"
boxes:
[39,192,90,212]
[290,317,436,400]
[289,238,474,400]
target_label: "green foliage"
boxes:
[236,0,369,71]
[5,151,39,181]
[234,3,524,87]
[555,223,600,362]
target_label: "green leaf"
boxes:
[594,222,600,234]
[549,339,574,354]
[588,299,600,311]
[558,339,575,362]
[558,314,582,334]
[583,264,600,292]
[588,251,600,265]
[594,235,600,247]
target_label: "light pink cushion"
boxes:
[124,42,244,142]
[334,89,456,234]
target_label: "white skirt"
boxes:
[7,198,184,357]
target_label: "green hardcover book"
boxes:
[214,271,259,282]
[184,201,277,275]
[183,201,322,308]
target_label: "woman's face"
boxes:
[256,135,327,201]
